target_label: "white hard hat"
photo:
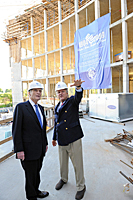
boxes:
[55,82,68,91]
[28,81,43,91]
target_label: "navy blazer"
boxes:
[12,100,48,160]
[53,89,84,146]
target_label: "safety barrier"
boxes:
[0,106,55,163]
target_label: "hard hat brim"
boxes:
[28,87,43,91]
[28,81,43,91]
[55,87,68,91]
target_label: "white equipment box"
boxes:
[89,93,133,122]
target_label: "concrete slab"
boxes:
[1,116,133,200]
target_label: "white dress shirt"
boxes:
[29,98,43,126]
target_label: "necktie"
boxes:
[34,104,43,129]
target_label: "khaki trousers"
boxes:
[58,139,85,191]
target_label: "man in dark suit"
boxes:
[12,81,49,200]
[52,79,86,200]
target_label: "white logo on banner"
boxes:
[87,67,97,80]
[79,32,105,50]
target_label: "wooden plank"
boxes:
[0,130,59,163]
[0,136,12,145]
[0,117,13,125]
[123,129,133,136]
[0,151,14,163]
[44,106,54,111]
[47,116,54,121]
[111,141,133,156]
[46,125,54,133]
[104,136,124,142]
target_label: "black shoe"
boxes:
[37,191,49,198]
[55,179,67,190]
[28,198,37,200]
[75,185,86,200]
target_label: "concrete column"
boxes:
[69,19,71,44]
[86,8,88,26]
[44,9,47,51]
[95,0,100,94]
[58,0,63,81]
[46,77,49,99]
[121,0,129,93]
[95,0,100,19]
[53,28,55,49]
[11,62,23,108]
[69,47,71,71]
[74,0,79,85]
[75,0,79,31]
[109,0,111,24]
[44,9,49,99]
[54,53,56,74]
[58,0,62,47]
[60,49,63,81]
[31,16,35,80]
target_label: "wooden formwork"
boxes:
[8,40,21,63]
[4,0,77,63]
[4,0,92,62]
[5,0,92,42]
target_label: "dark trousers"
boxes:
[21,156,43,199]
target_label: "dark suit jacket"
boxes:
[53,89,84,146]
[12,100,48,160]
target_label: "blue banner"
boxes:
[74,13,112,89]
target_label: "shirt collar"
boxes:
[29,98,38,107]
[60,100,65,106]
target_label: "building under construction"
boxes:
[4,0,133,108]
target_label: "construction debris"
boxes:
[131,158,133,165]
[123,183,130,193]
[120,159,133,169]
[119,171,133,185]
[119,160,133,187]
[105,130,133,186]
[105,129,133,156]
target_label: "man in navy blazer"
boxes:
[12,81,49,200]
[52,79,86,200]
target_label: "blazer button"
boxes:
[57,122,59,124]
[65,111,67,113]
[64,120,66,122]
[66,128,68,130]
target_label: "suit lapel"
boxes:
[55,102,60,122]
[56,98,69,121]
[59,98,69,113]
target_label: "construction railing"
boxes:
[0,106,55,163]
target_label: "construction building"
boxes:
[4,0,133,107]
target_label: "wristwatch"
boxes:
[76,85,81,88]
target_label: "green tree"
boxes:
[23,89,28,97]
[0,88,3,93]
[0,92,12,107]
[5,89,12,93]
